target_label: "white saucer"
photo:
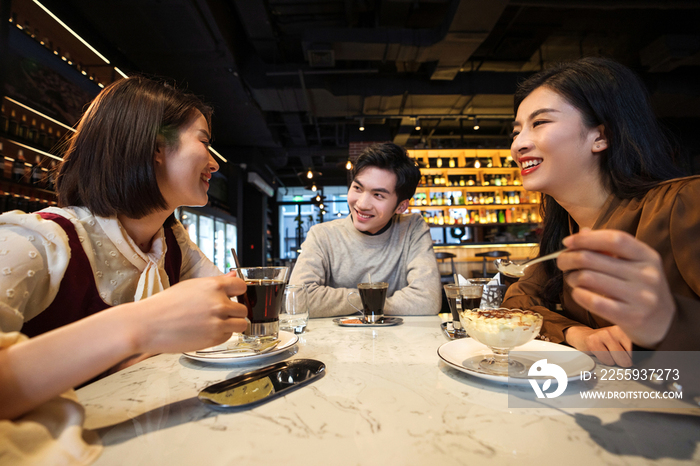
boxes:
[183,331,299,364]
[437,338,595,384]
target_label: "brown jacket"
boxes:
[503,175,700,350]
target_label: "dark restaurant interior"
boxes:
[2,0,700,267]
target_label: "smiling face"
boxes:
[511,86,608,201]
[155,111,219,210]
[347,166,409,234]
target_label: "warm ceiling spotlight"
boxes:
[311,184,317,192]
[415,118,421,131]
[319,203,324,210]
[306,170,313,179]
[315,194,321,202]
[346,159,353,170]
[473,118,480,130]
[474,159,481,168]
[359,117,365,132]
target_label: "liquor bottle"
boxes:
[494,175,501,187]
[495,192,502,204]
[47,160,57,191]
[12,150,26,182]
[28,118,38,143]
[498,210,505,223]
[8,110,18,135]
[505,208,512,223]
[1,142,9,179]
[46,127,55,149]
[0,104,8,133]
[31,155,44,187]
[448,157,455,168]
[18,114,28,139]
[459,176,465,187]
[467,176,475,186]
[436,158,442,168]
[38,122,47,147]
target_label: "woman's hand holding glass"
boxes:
[558,228,676,351]
[127,271,249,355]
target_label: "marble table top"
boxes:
[77,316,700,465]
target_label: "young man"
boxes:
[289,142,441,317]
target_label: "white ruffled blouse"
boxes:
[0,206,221,332]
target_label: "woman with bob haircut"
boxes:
[0,76,247,444]
[502,57,700,366]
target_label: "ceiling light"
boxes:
[474,159,481,168]
[473,118,480,130]
[346,160,352,170]
[311,184,317,192]
[307,170,313,179]
[415,118,421,131]
[359,117,365,132]
[33,0,112,64]
[315,194,321,202]
[319,203,324,210]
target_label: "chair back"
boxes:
[434,251,457,284]
[474,250,511,278]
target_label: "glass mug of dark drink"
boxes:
[347,282,389,323]
[232,267,289,341]
[444,284,484,335]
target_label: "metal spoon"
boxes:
[494,249,566,278]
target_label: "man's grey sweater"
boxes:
[289,213,441,317]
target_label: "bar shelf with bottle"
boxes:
[0,96,69,214]
[408,149,540,228]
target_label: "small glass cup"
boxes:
[233,267,289,341]
[347,282,388,323]
[280,284,310,334]
[443,284,484,337]
[465,278,507,309]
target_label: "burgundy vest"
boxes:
[21,213,182,338]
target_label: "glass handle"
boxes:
[453,295,463,329]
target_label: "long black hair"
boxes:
[513,57,686,307]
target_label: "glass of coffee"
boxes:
[347,282,389,323]
[444,284,484,335]
[233,267,289,341]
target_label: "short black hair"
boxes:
[56,76,212,219]
[352,142,421,202]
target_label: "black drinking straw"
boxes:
[230,248,242,275]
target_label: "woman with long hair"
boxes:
[502,57,699,366]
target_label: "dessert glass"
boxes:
[459,307,543,376]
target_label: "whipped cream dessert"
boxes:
[460,308,542,349]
